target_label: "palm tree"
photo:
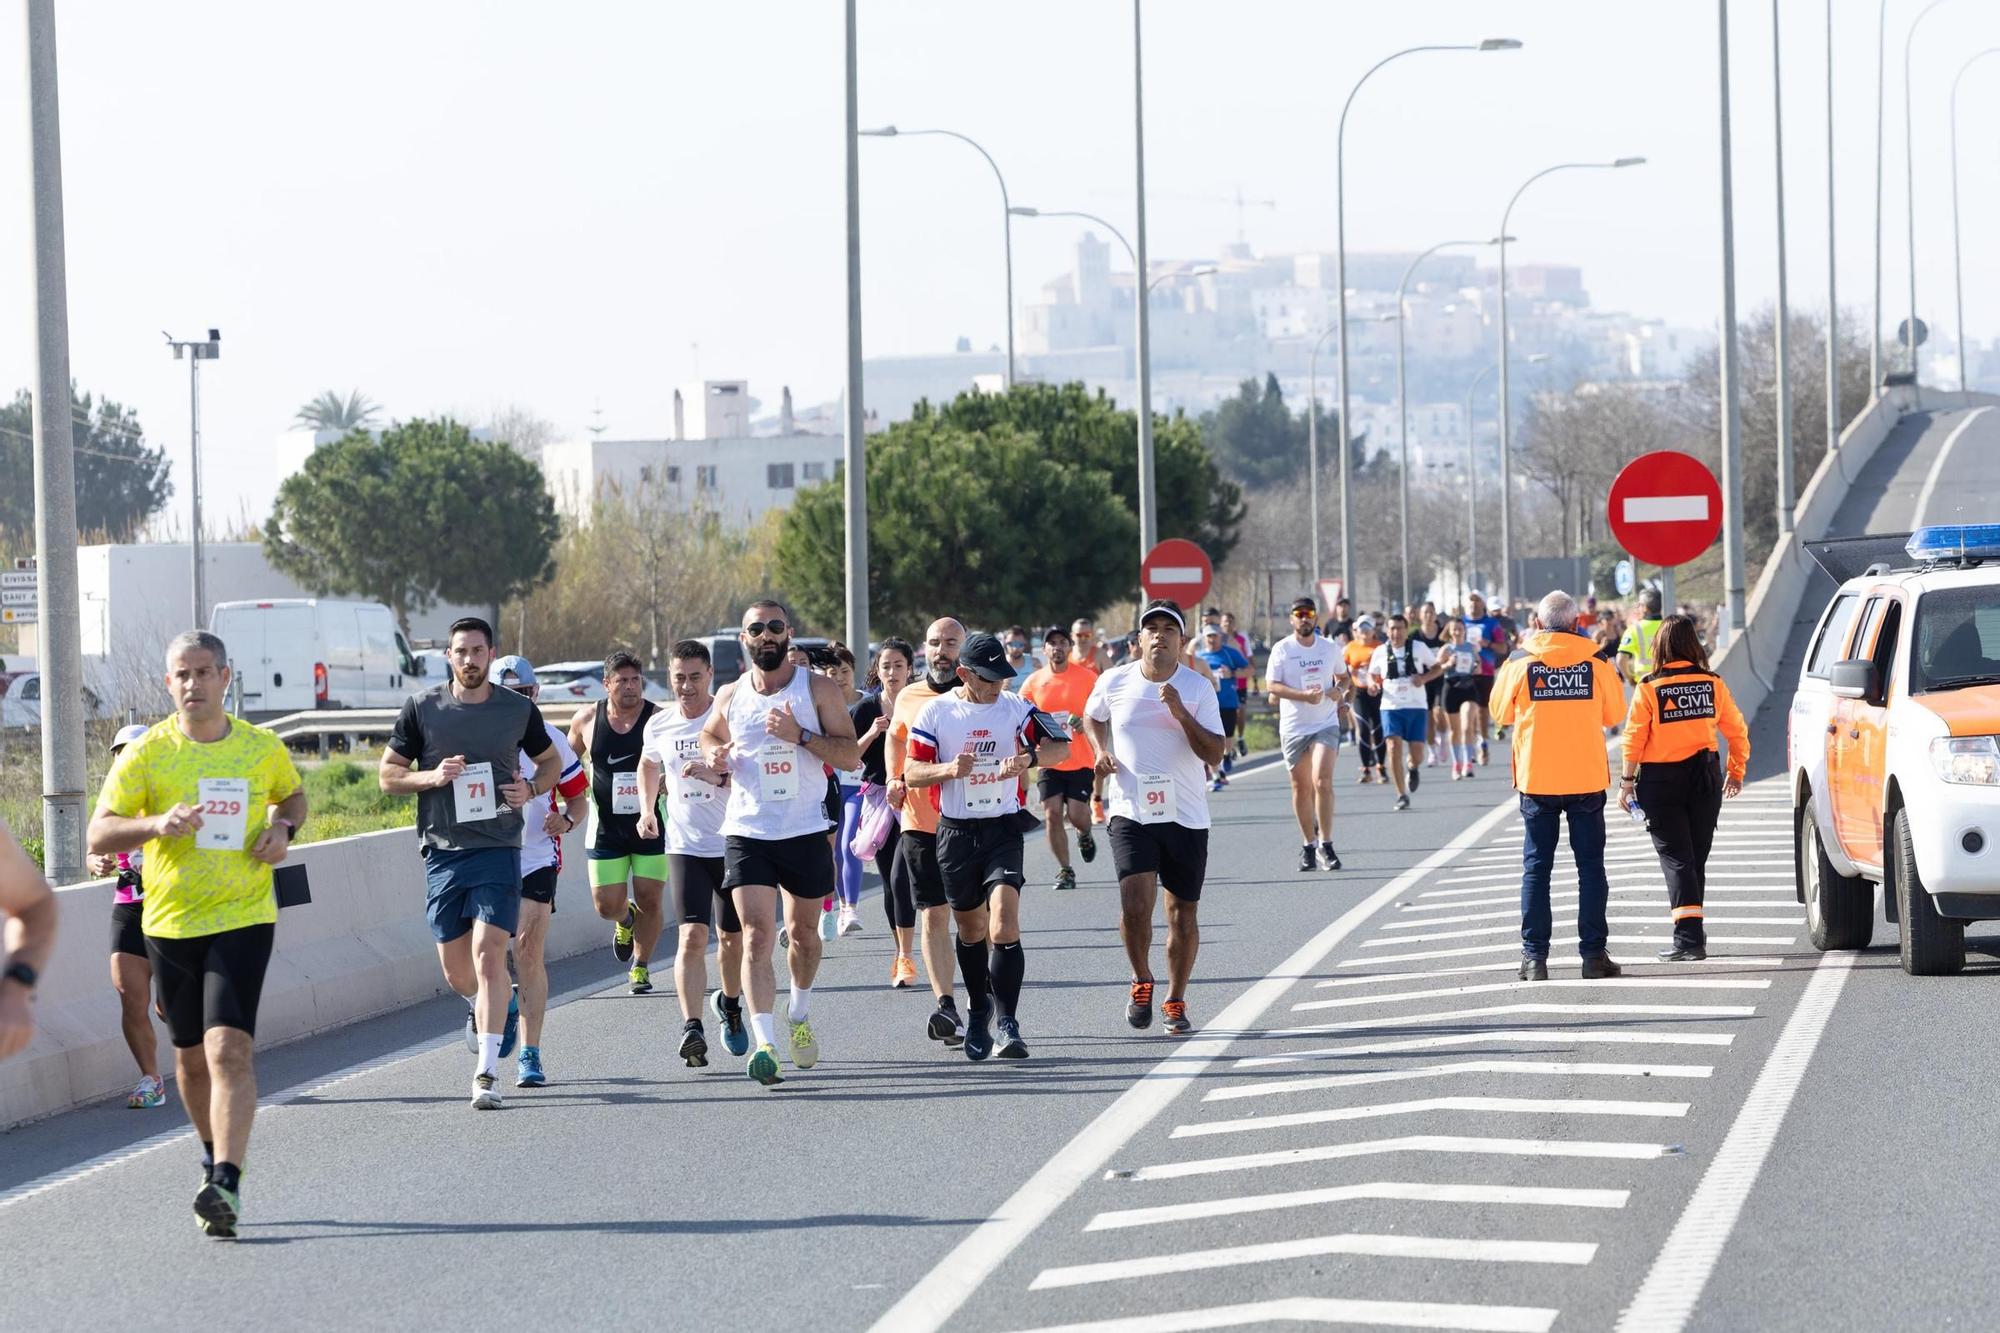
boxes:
[294,388,382,433]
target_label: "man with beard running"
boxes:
[638,640,748,1069]
[888,618,969,1045]
[1266,598,1347,871]
[700,602,860,1085]
[1020,626,1099,891]
[568,651,666,995]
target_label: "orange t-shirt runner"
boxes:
[1020,662,1098,772]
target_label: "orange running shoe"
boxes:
[1126,979,1155,1030]
[890,954,917,989]
[1162,999,1192,1036]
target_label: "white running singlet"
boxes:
[718,665,832,841]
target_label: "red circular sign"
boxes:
[1141,538,1212,607]
[1608,451,1723,567]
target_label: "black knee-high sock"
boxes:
[955,936,992,1010]
[988,940,1025,1019]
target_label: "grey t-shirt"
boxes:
[388,683,553,852]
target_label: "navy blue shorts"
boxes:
[423,846,522,942]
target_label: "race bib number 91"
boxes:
[1135,773,1174,824]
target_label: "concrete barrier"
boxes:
[1,828,607,1130]
[1712,384,1913,722]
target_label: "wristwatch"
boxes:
[2,960,36,991]
[272,817,297,838]
[799,727,816,749]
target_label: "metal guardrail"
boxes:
[262,701,586,750]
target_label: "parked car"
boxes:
[0,670,106,729]
[1790,524,2000,976]
[533,660,672,704]
[684,634,829,688]
[209,598,425,717]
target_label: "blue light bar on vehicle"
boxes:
[1906,524,2000,563]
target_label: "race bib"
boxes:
[1450,645,1477,675]
[611,769,642,815]
[965,757,1006,814]
[453,762,497,822]
[196,777,250,851]
[757,744,799,802]
[1135,773,1174,824]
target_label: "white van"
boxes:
[209,599,428,716]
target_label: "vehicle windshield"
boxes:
[1912,585,2000,692]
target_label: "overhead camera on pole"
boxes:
[164,328,221,630]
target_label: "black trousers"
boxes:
[1352,692,1384,772]
[1635,751,1723,948]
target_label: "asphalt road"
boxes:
[4,405,1996,1331]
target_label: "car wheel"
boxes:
[1799,795,1872,950]
[1892,807,1965,976]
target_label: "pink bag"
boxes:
[850,782,897,860]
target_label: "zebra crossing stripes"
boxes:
[1028,1233,1598,1291]
[1084,1180,1631,1230]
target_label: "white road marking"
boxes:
[1174,1094,1689,1140]
[1205,1061,1714,1102]
[1316,958,1781,987]
[1121,1134,1677,1182]
[1401,890,1794,912]
[1614,950,1857,1332]
[1384,906,1790,928]
[865,791,1524,1332]
[1085,1180,1629,1230]
[1295,978,1770,1008]
[1236,1029,1736,1070]
[1363,922,1795,946]
[1351,937,1793,965]
[1003,1294,1559,1333]
[1268,1001,1757,1039]
[1029,1232,1597,1290]
[1908,405,1992,526]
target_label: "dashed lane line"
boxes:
[1084,1180,1630,1230]
[1003,1294,1559,1333]
[1234,1029,1737,1071]
[1292,978,1770,1009]
[1119,1134,1679,1183]
[1204,1060,1714,1102]
[1028,1232,1598,1291]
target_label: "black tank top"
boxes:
[590,698,657,824]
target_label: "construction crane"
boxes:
[1159,185,1277,246]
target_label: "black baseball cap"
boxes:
[1138,598,1187,633]
[958,631,1013,681]
[1290,597,1318,615]
[1042,625,1073,643]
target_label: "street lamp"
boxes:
[1495,156,1644,604]
[164,328,221,628]
[1308,325,1338,590]
[1395,236,1506,606]
[1772,0,1795,537]
[1903,0,1955,376]
[1335,36,1521,597]
[1949,47,2000,398]
[1150,264,1216,294]
[1464,352,1547,596]
[860,125,1016,388]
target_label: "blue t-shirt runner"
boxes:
[1196,643,1250,710]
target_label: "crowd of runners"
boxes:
[0,581,1714,1241]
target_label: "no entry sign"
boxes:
[1141,538,1212,607]
[1608,451,1723,567]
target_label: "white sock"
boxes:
[749,1011,776,1048]
[477,1034,502,1078]
[788,985,812,1022]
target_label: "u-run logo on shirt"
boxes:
[1527,662,1596,702]
[1656,680,1717,721]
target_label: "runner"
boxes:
[89,629,308,1236]
[567,651,666,996]
[1002,626,1038,692]
[491,656,590,1089]
[1020,625,1099,892]
[852,638,916,983]
[1194,624,1249,791]
[888,618,969,1045]
[700,600,861,1085]
[824,642,868,937]
[1265,597,1347,872]
[1440,617,1483,779]
[0,816,56,1063]
[1368,614,1443,811]
[904,632,1070,1061]
[1414,603,1449,768]
[381,617,563,1112]
[1463,591,1512,767]
[637,639,749,1068]
[1083,599,1226,1036]
[1345,617,1386,783]
[86,723,165,1109]
[1218,611,1254,757]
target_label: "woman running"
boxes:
[825,643,867,937]
[852,638,917,985]
[1414,603,1448,769]
[87,723,164,1108]
[1439,618,1482,780]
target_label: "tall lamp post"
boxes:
[1949,48,2000,398]
[1496,156,1644,604]
[1718,0,1747,641]
[1335,37,1521,595]
[1827,0,1842,453]
[164,329,221,628]
[859,125,1015,388]
[1463,352,1547,597]
[1903,0,1955,376]
[1307,324,1339,588]
[1395,236,1504,606]
[1773,0,1795,536]
[840,0,868,655]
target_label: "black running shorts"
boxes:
[935,815,1026,912]
[110,900,146,959]
[143,923,277,1048]
[1036,768,1095,806]
[671,853,743,931]
[722,832,835,901]
[1108,816,1210,903]
[521,863,559,908]
[893,829,946,911]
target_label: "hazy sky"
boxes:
[1,1,1992,537]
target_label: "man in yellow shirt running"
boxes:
[90,630,307,1240]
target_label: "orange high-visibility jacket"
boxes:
[1621,661,1749,783]
[1490,630,1624,795]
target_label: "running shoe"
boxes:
[890,955,918,989]
[962,1005,994,1061]
[471,1072,504,1110]
[193,1182,240,1239]
[500,989,520,1059]
[1053,865,1077,892]
[613,903,637,963]
[463,1004,478,1055]
[747,1043,784,1086]
[838,904,863,936]
[709,989,750,1057]
[1235,738,1248,758]
[928,1002,966,1048]
[129,1074,165,1109]
[777,925,790,950]
[789,1017,819,1069]
[1319,842,1343,871]
[515,1046,547,1088]
[1463,765,1477,779]
[1161,999,1192,1036]
[1375,767,1390,785]
[1091,799,1107,826]
[679,1020,709,1069]
[1077,829,1097,863]
[628,963,653,995]
[1355,769,1373,785]
[818,905,837,941]
[1126,979,1155,1029]
[1210,776,1226,793]
[1479,740,1490,766]
[1407,765,1420,792]
[995,1016,1029,1060]
[1298,845,1318,873]
[1394,794,1411,811]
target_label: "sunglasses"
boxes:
[1292,609,1317,619]
[744,620,789,638]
